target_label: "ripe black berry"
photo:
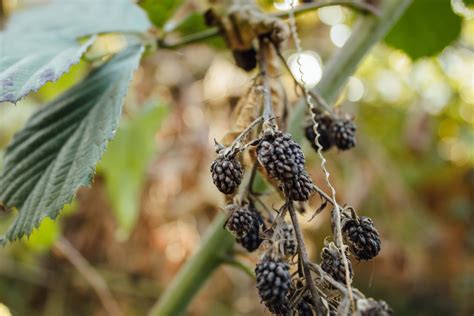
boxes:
[210,155,243,194]
[282,171,314,201]
[225,204,257,238]
[342,214,381,261]
[320,242,353,284]
[255,255,291,315]
[257,131,305,182]
[304,114,334,151]
[332,118,356,150]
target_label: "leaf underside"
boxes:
[0,45,144,244]
[0,0,150,103]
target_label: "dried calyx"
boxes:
[320,241,353,284]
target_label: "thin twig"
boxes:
[288,200,326,315]
[54,237,123,316]
[274,47,332,113]
[157,1,380,49]
[308,262,365,300]
[257,37,275,125]
[226,116,264,155]
[221,256,256,279]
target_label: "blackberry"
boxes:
[257,131,305,182]
[210,155,243,194]
[232,48,257,71]
[304,114,334,151]
[355,299,393,316]
[225,204,257,238]
[275,222,297,258]
[236,205,265,252]
[332,119,356,150]
[342,213,381,261]
[282,171,314,201]
[320,242,353,284]
[255,256,291,315]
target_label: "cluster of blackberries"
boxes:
[224,202,265,252]
[304,112,356,151]
[320,209,381,286]
[257,131,314,201]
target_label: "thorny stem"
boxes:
[257,37,275,126]
[157,1,380,49]
[287,200,326,315]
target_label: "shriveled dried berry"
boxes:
[332,119,356,150]
[282,171,314,201]
[320,242,353,284]
[210,155,243,194]
[225,204,257,238]
[255,255,291,315]
[342,213,381,261]
[236,204,265,252]
[304,114,334,151]
[257,131,305,182]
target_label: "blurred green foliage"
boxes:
[139,0,185,28]
[385,0,462,59]
[98,103,169,237]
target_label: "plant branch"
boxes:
[258,37,275,125]
[157,0,380,49]
[287,200,326,315]
[150,1,412,314]
[54,237,123,316]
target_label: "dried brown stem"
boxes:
[287,200,326,315]
[258,37,275,126]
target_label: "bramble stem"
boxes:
[288,200,326,315]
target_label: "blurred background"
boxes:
[0,0,473,315]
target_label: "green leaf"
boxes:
[99,103,168,237]
[0,0,150,103]
[0,45,144,244]
[139,0,185,28]
[463,0,474,6]
[385,0,462,59]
